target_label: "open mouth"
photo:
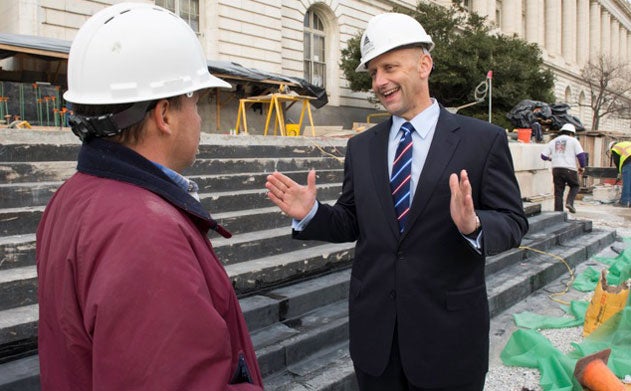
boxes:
[381,86,400,98]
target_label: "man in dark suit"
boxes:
[265,12,528,391]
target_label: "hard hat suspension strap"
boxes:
[68,100,155,142]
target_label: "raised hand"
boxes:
[266,169,317,220]
[449,169,478,235]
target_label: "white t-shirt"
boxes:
[542,134,584,170]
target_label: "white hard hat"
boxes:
[64,2,230,105]
[355,13,434,72]
[560,123,576,134]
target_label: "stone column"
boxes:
[622,30,629,63]
[545,0,562,55]
[577,0,590,66]
[502,0,521,35]
[601,10,610,55]
[589,1,601,62]
[562,0,577,63]
[611,20,620,61]
[526,0,541,44]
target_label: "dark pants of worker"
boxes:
[354,328,486,391]
[552,167,580,211]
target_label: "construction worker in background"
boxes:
[609,140,631,207]
[541,123,587,213]
[36,3,263,390]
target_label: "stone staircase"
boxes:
[0,133,617,390]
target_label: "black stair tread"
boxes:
[225,242,355,295]
[198,182,339,198]
[262,341,354,391]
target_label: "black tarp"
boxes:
[506,99,585,131]
[0,33,327,108]
[207,61,327,108]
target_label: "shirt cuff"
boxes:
[291,201,318,231]
[462,230,483,253]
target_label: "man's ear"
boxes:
[419,53,433,79]
[150,99,172,135]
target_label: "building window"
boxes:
[304,9,326,88]
[155,0,199,32]
[462,0,471,11]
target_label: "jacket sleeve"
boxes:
[82,210,261,391]
[477,130,529,255]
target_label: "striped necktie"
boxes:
[390,122,414,232]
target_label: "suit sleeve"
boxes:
[477,130,529,255]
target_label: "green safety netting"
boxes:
[500,244,631,391]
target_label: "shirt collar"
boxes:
[390,98,440,141]
[151,161,193,193]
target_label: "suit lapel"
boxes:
[369,119,401,238]
[403,108,461,238]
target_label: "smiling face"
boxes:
[367,46,433,120]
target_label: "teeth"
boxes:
[382,87,398,96]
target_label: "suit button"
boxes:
[389,290,396,299]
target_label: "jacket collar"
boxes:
[77,138,231,238]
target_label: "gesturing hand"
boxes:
[449,169,478,235]
[265,170,317,220]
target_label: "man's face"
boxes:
[367,47,432,120]
[170,92,202,172]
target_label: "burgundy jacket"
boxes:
[37,139,263,390]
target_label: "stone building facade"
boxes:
[0,0,629,132]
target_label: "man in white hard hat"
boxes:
[265,12,527,391]
[541,123,587,213]
[36,4,263,390]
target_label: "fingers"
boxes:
[266,172,291,196]
[307,169,317,193]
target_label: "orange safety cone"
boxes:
[574,349,625,391]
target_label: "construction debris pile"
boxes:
[506,99,585,132]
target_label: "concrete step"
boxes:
[192,169,343,194]
[487,227,616,317]
[0,186,342,237]
[0,235,36,271]
[227,242,355,296]
[0,304,38,351]
[0,170,343,209]
[0,266,37,312]
[0,156,343,185]
[0,162,76,184]
[214,227,321,266]
[0,142,346,162]
[0,223,616,391]
[0,207,45,237]
[199,183,341,213]
[0,182,60,209]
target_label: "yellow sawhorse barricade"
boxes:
[235,92,316,136]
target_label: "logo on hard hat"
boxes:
[362,35,374,56]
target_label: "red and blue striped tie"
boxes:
[391,122,414,233]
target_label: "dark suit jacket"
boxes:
[294,107,528,388]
